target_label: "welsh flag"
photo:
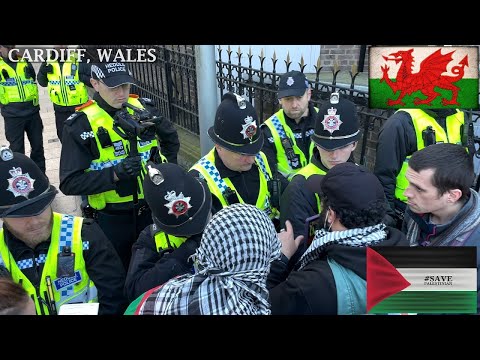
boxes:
[367,247,477,314]
[369,46,478,109]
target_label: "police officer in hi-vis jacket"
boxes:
[0,147,127,315]
[59,62,180,271]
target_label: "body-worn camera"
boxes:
[113,103,157,141]
[422,126,436,147]
[268,178,281,209]
[222,187,240,205]
[57,246,75,278]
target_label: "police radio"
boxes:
[422,126,436,147]
[281,137,300,169]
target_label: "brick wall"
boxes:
[319,45,369,73]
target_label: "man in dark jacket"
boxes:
[401,144,480,312]
[374,108,465,228]
[0,147,127,315]
[125,162,212,302]
[59,62,180,270]
[268,162,408,315]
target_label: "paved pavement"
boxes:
[0,64,82,227]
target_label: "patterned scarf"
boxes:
[298,223,387,270]
[138,203,281,315]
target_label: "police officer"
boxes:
[189,92,279,219]
[0,147,127,315]
[0,45,46,173]
[280,93,360,241]
[374,108,465,228]
[59,62,180,271]
[261,70,318,181]
[125,162,212,301]
[37,45,92,143]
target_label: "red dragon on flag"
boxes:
[380,48,469,106]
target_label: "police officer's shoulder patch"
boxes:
[64,112,81,126]
[140,97,153,105]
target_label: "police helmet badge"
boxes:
[164,190,192,218]
[7,167,36,199]
[321,107,343,134]
[240,116,257,142]
[286,76,295,86]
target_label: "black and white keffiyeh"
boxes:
[298,223,387,270]
[138,203,281,315]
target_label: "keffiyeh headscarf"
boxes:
[138,203,281,315]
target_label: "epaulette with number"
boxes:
[139,97,154,105]
[64,112,81,126]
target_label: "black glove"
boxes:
[169,234,202,263]
[44,63,54,74]
[24,66,35,79]
[113,155,142,181]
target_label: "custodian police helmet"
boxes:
[311,93,360,151]
[208,92,264,155]
[0,147,58,218]
[143,162,212,237]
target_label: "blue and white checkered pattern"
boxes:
[48,80,81,86]
[59,214,74,250]
[17,258,34,270]
[35,254,47,266]
[82,241,89,250]
[89,149,150,171]
[61,286,74,298]
[198,157,228,194]
[271,116,293,168]
[255,154,272,215]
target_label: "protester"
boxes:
[125,203,281,315]
[268,162,408,314]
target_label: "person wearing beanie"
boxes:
[126,203,282,315]
[0,45,46,174]
[189,92,280,222]
[0,146,128,314]
[36,45,92,143]
[268,162,408,315]
[124,162,212,302]
[261,70,318,181]
[374,108,466,229]
[59,62,180,271]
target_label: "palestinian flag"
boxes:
[367,247,477,314]
[369,46,478,109]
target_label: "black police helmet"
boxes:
[0,147,57,218]
[208,92,264,155]
[143,162,212,237]
[311,93,360,151]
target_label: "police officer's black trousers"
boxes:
[54,110,72,143]
[4,112,46,173]
[96,206,153,272]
